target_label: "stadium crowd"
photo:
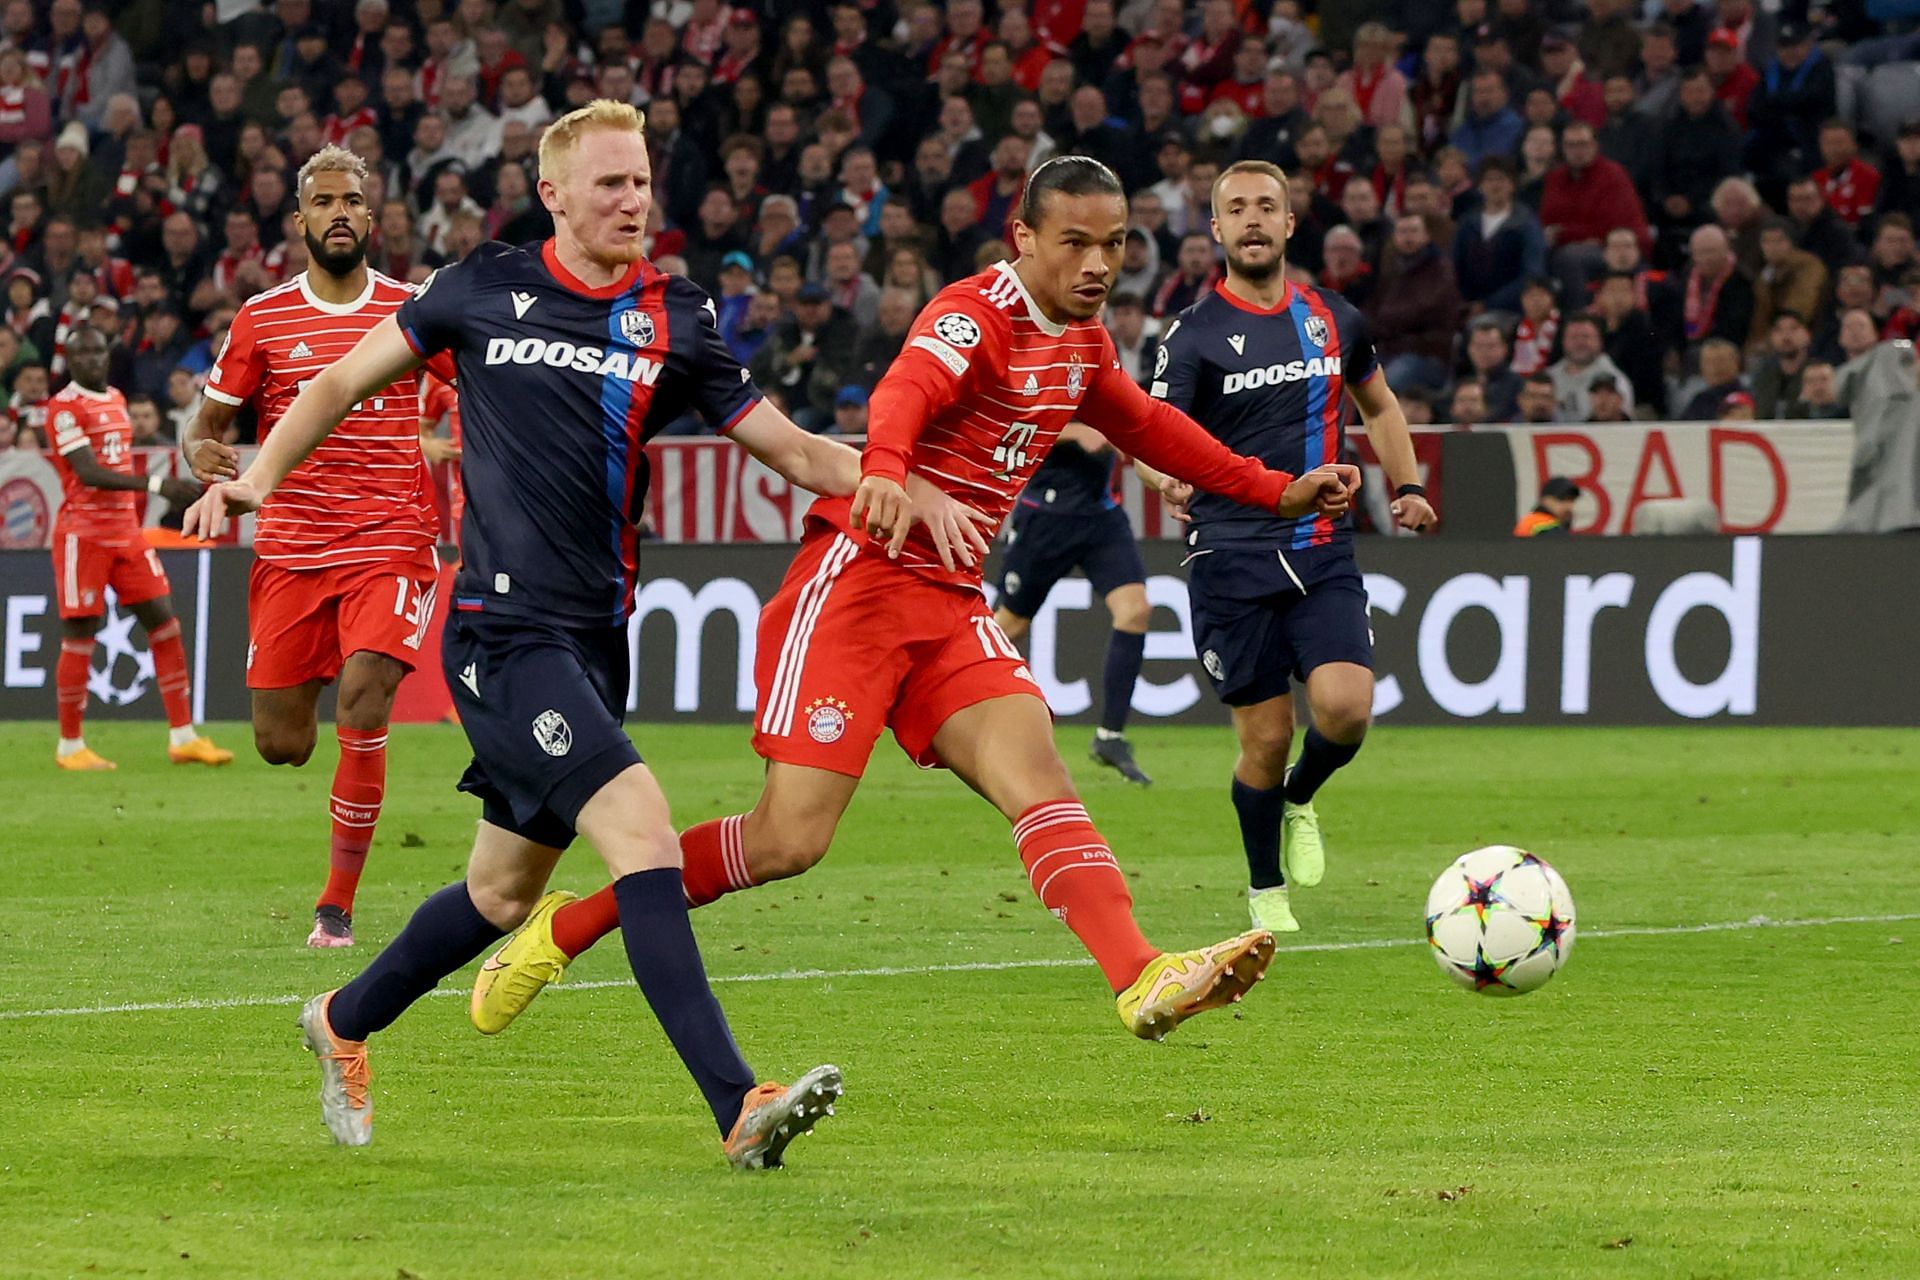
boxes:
[0,0,1911,452]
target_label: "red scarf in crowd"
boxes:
[1684,260,1733,341]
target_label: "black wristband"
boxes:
[1394,483,1427,499]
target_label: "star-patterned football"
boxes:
[1425,846,1576,996]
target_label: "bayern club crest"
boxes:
[620,309,657,347]
[804,697,852,743]
[1066,355,1084,398]
[1304,314,1330,349]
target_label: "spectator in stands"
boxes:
[1681,337,1748,419]
[1785,174,1860,276]
[724,289,781,368]
[1452,69,1524,170]
[128,392,169,446]
[129,305,189,401]
[1513,372,1559,423]
[1592,270,1669,416]
[1318,225,1374,309]
[1711,177,1769,278]
[968,135,1029,242]
[749,282,855,432]
[1814,120,1880,230]
[1538,30,1603,129]
[1510,277,1560,377]
[1744,22,1834,199]
[0,48,50,150]
[849,286,912,390]
[1835,306,1881,368]
[1367,213,1461,393]
[1453,157,1546,316]
[1751,218,1829,346]
[1720,389,1756,421]
[829,385,868,436]
[1549,312,1634,421]
[1335,22,1409,132]
[1104,291,1156,386]
[1680,225,1754,355]
[1152,232,1222,320]
[1877,120,1920,228]
[1631,23,1683,122]
[1703,29,1758,129]
[822,240,879,330]
[418,169,484,259]
[1585,373,1630,423]
[1445,380,1487,426]
[1340,178,1391,267]
[1462,320,1523,421]
[1750,310,1814,418]
[9,362,48,443]
[1869,214,1917,296]
[165,367,197,439]
[1539,120,1648,300]
[1784,361,1842,419]
[1650,71,1742,248]
[1582,0,1641,80]
[1069,0,1127,91]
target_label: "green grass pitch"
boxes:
[2,721,1916,1279]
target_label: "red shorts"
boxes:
[52,528,169,619]
[247,552,439,689]
[751,530,1044,776]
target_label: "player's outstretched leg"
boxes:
[577,765,840,1167]
[471,814,749,1032]
[473,769,859,1034]
[933,695,1276,1040]
[54,621,114,770]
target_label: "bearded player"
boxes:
[471,156,1359,1045]
[183,146,441,949]
[47,325,231,771]
[1152,161,1435,935]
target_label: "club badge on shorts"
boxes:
[803,697,852,743]
[532,709,573,757]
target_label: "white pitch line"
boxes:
[2,911,1915,1024]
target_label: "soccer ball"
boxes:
[1425,845,1576,996]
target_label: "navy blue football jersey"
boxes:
[1151,281,1376,554]
[397,241,760,625]
[1015,439,1120,516]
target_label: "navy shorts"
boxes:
[996,505,1147,618]
[442,610,643,849]
[1186,549,1373,707]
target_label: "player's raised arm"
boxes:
[1085,358,1357,519]
[1348,365,1435,532]
[181,316,424,538]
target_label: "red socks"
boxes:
[56,637,91,740]
[1013,800,1159,992]
[147,619,191,730]
[320,726,387,914]
[549,815,754,959]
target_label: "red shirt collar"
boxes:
[1213,279,1294,315]
[541,238,647,298]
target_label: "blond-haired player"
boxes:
[185,101,989,1166]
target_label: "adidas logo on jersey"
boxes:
[1022,373,1039,396]
[484,336,664,384]
[1222,356,1343,396]
[289,341,312,359]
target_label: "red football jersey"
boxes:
[204,270,437,571]
[48,383,140,547]
[846,261,1289,586]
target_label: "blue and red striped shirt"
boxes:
[1152,279,1377,554]
[397,240,760,625]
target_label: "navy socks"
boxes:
[1284,727,1362,805]
[1232,777,1287,890]
[1099,629,1146,734]
[327,882,503,1041]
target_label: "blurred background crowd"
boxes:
[0,0,1914,452]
